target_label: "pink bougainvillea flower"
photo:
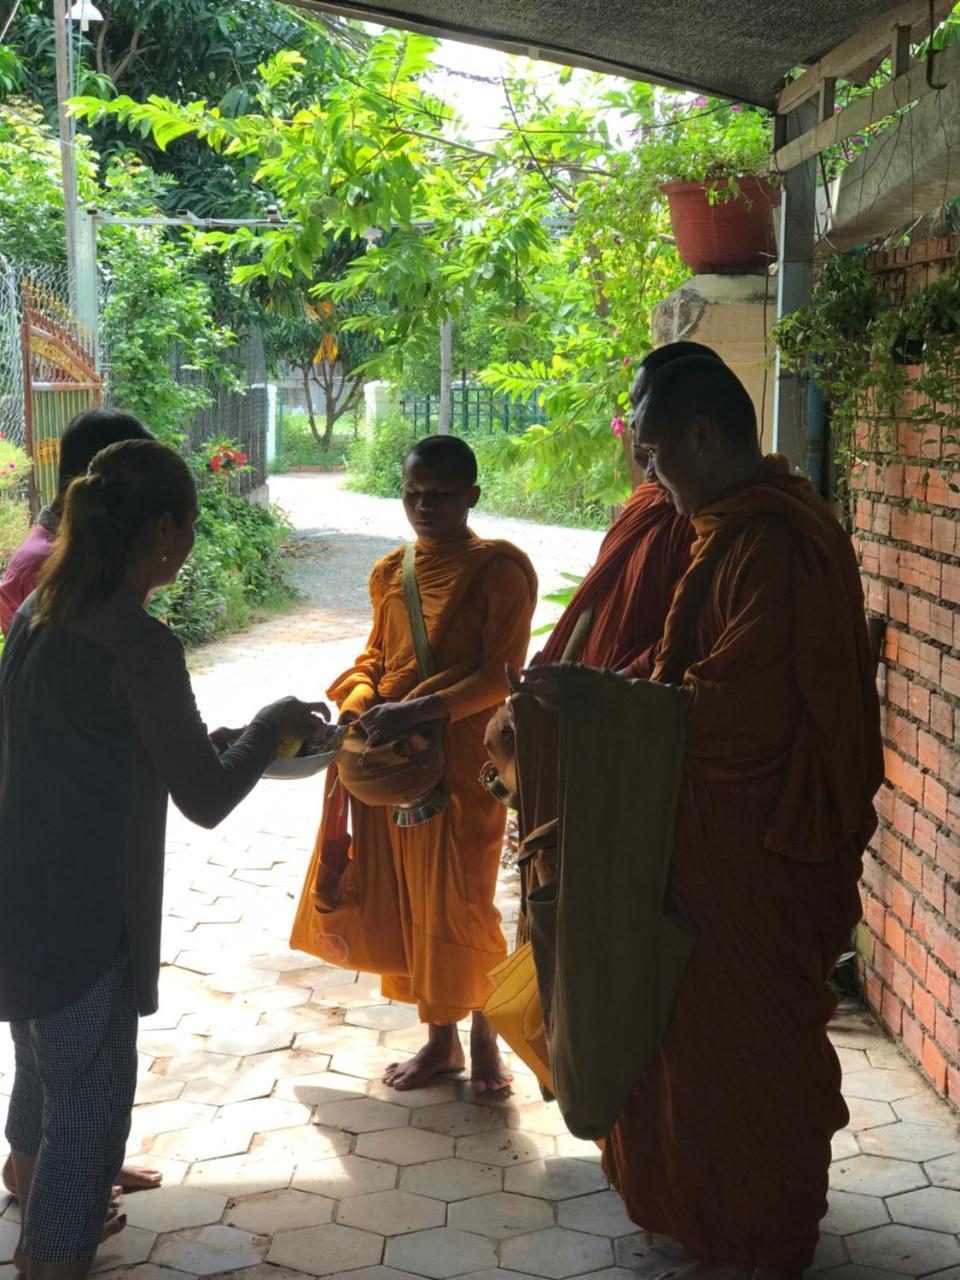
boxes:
[611,416,626,437]
[693,96,709,108]
[622,356,633,369]
[730,104,742,112]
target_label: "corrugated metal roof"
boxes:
[287,0,903,107]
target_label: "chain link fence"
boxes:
[0,252,268,494]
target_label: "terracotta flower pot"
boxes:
[660,176,781,275]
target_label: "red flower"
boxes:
[210,455,222,472]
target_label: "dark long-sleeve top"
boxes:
[0,590,281,1022]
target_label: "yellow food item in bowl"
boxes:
[277,737,303,759]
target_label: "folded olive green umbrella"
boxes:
[526,666,694,1141]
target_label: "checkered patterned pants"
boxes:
[5,953,138,1263]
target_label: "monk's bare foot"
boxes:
[2,1154,14,1196]
[383,1024,465,1090]
[118,1162,162,1192]
[102,1201,127,1242]
[470,1011,513,1093]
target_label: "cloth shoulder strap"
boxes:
[402,543,437,681]
[560,607,593,663]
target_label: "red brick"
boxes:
[913,982,936,1031]
[903,1010,924,1060]
[892,507,933,549]
[928,602,955,645]
[901,551,941,596]
[908,684,931,724]
[922,1037,947,1091]
[891,794,916,841]
[919,641,942,685]
[881,985,902,1032]
[896,631,921,674]
[887,711,918,759]
[931,694,953,738]
[917,730,939,772]
[923,864,947,914]
[873,501,892,537]
[940,743,960,791]
[913,812,937,857]
[901,848,923,893]
[942,562,960,606]
[924,775,948,821]
[884,463,906,499]
[885,915,907,959]
[932,515,956,554]
[890,879,915,926]
[927,918,960,974]
[893,958,914,1002]
[860,541,880,576]
[946,883,960,931]
[936,1005,959,1059]
[927,958,951,1007]
[875,939,896,984]
[880,829,903,873]
[885,749,925,805]
[888,587,909,625]
[906,934,928,984]
[879,543,901,580]
[935,830,960,879]
[865,578,887,613]
[886,670,910,711]
[865,894,886,936]
[942,655,960,698]
[948,1064,960,1107]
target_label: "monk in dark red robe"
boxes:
[521,357,883,1278]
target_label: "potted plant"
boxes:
[641,98,780,274]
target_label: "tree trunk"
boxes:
[302,366,322,443]
[438,316,453,435]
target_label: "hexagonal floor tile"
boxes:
[323,1270,428,1280]
[501,1227,614,1279]
[367,1080,461,1110]
[505,1158,608,1201]
[509,1103,572,1138]
[292,1155,398,1200]
[448,1191,553,1239]
[847,1224,960,1276]
[412,1103,506,1139]
[926,1152,960,1189]
[122,1185,227,1233]
[346,1005,419,1032]
[829,1155,928,1197]
[268,1223,384,1276]
[332,1046,407,1081]
[843,1069,926,1104]
[180,1065,279,1106]
[859,1123,960,1163]
[386,1227,497,1279]
[832,1130,861,1160]
[400,1158,502,1203]
[251,1123,351,1164]
[96,1267,198,1280]
[89,1227,158,1274]
[615,1232,686,1274]
[338,1189,446,1236]
[0,1220,18,1264]
[554,1133,603,1162]
[152,1225,266,1275]
[812,1231,848,1271]
[456,1130,555,1167]
[821,1189,890,1235]
[356,1127,455,1166]
[847,1098,899,1131]
[558,1191,635,1237]
[887,1186,960,1232]
[226,1189,335,1234]
[184,1153,293,1198]
[837,1047,871,1073]
[315,1098,411,1134]
[151,1120,254,1164]
[276,1072,366,1107]
[218,1098,314,1133]
[891,1091,958,1127]
[134,1075,186,1105]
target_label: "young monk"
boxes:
[328,435,537,1091]
[520,358,883,1277]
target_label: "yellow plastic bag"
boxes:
[483,943,554,1096]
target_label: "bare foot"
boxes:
[470,1011,513,1093]
[383,1024,465,1090]
[118,1163,162,1192]
[102,1200,127,1242]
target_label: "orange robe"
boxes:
[602,458,883,1270]
[330,535,537,1023]
[541,482,694,676]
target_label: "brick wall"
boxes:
[854,237,960,1109]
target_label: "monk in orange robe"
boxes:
[521,357,883,1276]
[329,435,537,1090]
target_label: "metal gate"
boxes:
[20,283,101,516]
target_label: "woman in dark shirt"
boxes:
[0,439,326,1280]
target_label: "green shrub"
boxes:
[150,447,296,646]
[473,435,609,529]
[276,412,354,470]
[345,414,418,498]
[0,437,32,572]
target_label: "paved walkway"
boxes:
[2,477,959,1280]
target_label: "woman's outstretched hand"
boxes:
[260,697,331,746]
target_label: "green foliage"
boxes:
[275,413,353,468]
[472,435,609,528]
[151,460,295,645]
[532,571,584,636]
[772,252,960,508]
[344,414,418,498]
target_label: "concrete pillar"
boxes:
[265,383,278,464]
[651,273,778,455]
[364,380,399,428]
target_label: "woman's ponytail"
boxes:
[33,439,196,629]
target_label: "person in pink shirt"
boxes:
[0,409,153,636]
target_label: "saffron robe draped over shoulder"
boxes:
[541,482,694,677]
[328,535,537,1022]
[602,457,884,1271]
